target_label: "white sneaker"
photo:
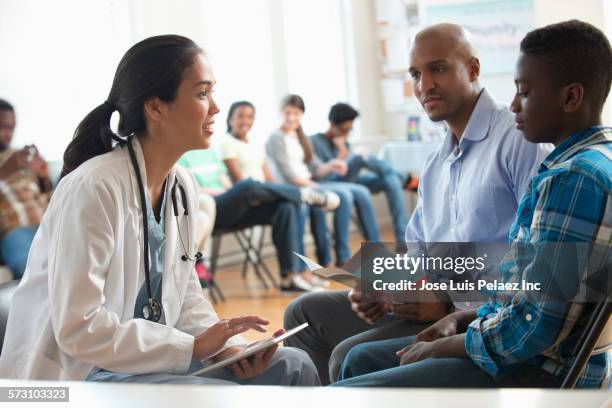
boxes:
[300,187,340,211]
[306,274,331,288]
[280,274,324,293]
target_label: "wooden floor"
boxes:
[212,225,395,341]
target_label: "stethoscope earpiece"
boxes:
[180,252,203,262]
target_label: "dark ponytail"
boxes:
[281,94,312,164]
[61,35,203,179]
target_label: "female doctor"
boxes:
[0,35,319,386]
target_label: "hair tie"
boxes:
[104,100,116,111]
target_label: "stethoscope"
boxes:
[112,135,202,322]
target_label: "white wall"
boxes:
[380,0,612,139]
[0,0,358,160]
[1,0,609,162]
[0,0,133,161]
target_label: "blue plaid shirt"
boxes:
[466,126,612,388]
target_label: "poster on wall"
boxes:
[425,0,534,75]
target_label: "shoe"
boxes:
[195,259,212,282]
[306,274,330,288]
[280,274,324,293]
[403,173,419,192]
[300,187,340,211]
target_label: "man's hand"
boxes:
[396,334,468,366]
[0,148,29,179]
[348,289,385,324]
[415,309,478,342]
[414,312,459,342]
[390,302,450,323]
[226,329,284,379]
[28,146,49,180]
[328,159,348,176]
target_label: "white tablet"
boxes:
[190,322,309,376]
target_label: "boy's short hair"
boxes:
[328,103,359,125]
[520,20,612,112]
[0,99,14,113]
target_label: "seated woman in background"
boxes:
[216,100,339,291]
[0,35,318,386]
[179,140,336,292]
[266,94,380,268]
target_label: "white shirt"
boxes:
[219,133,266,181]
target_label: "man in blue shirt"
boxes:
[334,19,611,388]
[310,103,419,243]
[284,23,550,384]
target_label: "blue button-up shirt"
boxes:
[466,126,612,388]
[405,89,551,243]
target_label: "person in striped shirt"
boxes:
[0,99,52,279]
[333,20,611,388]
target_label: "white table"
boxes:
[0,380,609,408]
[377,140,441,174]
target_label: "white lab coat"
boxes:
[0,139,244,380]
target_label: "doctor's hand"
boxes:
[227,328,284,379]
[348,289,385,324]
[192,316,269,361]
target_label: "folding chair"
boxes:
[207,224,277,303]
[561,300,612,388]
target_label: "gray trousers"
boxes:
[283,291,429,385]
[86,347,320,386]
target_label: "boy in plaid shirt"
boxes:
[333,20,611,388]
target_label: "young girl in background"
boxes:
[220,101,338,291]
[266,94,380,268]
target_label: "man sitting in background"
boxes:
[310,103,418,243]
[0,99,52,279]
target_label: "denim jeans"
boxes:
[296,204,333,267]
[329,154,409,242]
[1,225,38,279]
[333,335,561,388]
[213,180,301,276]
[318,181,380,265]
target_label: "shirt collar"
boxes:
[440,88,496,157]
[540,126,612,172]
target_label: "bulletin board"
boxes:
[425,0,534,75]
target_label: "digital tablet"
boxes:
[190,322,309,376]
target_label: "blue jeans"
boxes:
[330,154,408,242]
[332,335,561,388]
[296,204,333,267]
[213,180,301,276]
[303,182,379,266]
[1,226,38,279]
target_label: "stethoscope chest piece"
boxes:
[142,299,162,322]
